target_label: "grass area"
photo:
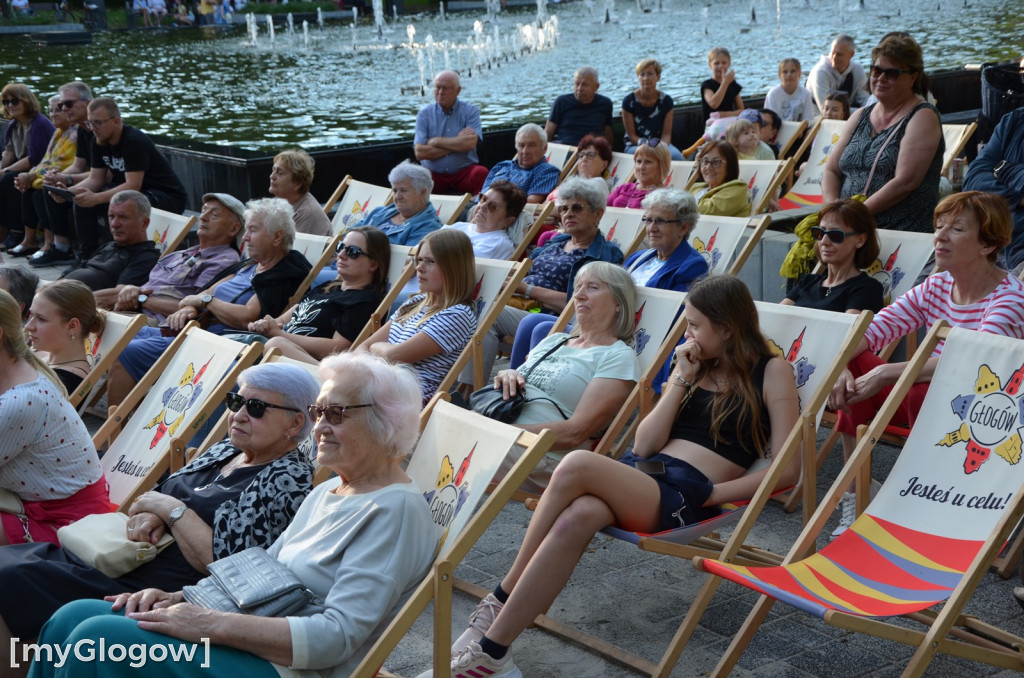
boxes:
[238,1,337,15]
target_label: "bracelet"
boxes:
[525,284,534,299]
[671,374,693,390]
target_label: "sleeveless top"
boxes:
[668,355,771,468]
[837,101,943,233]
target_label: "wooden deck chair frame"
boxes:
[349,245,417,349]
[777,119,845,210]
[349,402,556,678]
[286,231,345,308]
[94,324,263,511]
[70,311,146,411]
[606,152,636,192]
[940,122,978,175]
[430,192,472,225]
[509,201,555,262]
[688,214,771,277]
[544,142,579,182]
[149,208,196,259]
[436,257,531,393]
[498,306,872,675]
[325,176,394,234]
[776,119,809,159]
[600,206,648,257]
[744,158,794,215]
[701,322,1024,678]
[663,160,696,190]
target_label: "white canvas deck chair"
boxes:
[700,323,1024,678]
[325,176,393,235]
[663,159,696,190]
[93,324,262,511]
[287,231,344,307]
[941,122,978,175]
[70,310,146,412]
[776,119,809,159]
[436,256,531,392]
[689,214,771,276]
[488,303,872,674]
[350,244,417,348]
[777,118,845,210]
[508,201,555,261]
[349,401,556,678]
[544,141,579,182]
[606,151,635,191]
[429,193,472,225]
[599,205,647,257]
[148,208,196,259]
[736,158,794,215]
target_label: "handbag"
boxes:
[469,337,571,424]
[0,488,24,516]
[57,512,175,579]
[183,547,324,617]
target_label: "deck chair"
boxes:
[286,231,344,307]
[70,311,146,412]
[544,142,579,182]
[349,244,417,348]
[487,304,872,674]
[430,193,472,225]
[663,160,696,190]
[325,176,393,235]
[436,256,531,392]
[606,151,635,192]
[93,325,262,511]
[777,119,845,210]
[689,214,771,276]
[776,119,809,159]
[737,158,794,215]
[940,122,978,175]
[600,206,647,256]
[148,208,196,258]
[701,323,1024,678]
[508,201,555,261]
[349,401,556,678]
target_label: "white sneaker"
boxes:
[830,492,857,540]
[414,641,521,678]
[451,593,503,654]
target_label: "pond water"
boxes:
[2,0,1019,151]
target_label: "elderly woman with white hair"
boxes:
[106,197,312,408]
[30,352,438,678]
[357,160,442,246]
[0,362,318,669]
[480,123,561,203]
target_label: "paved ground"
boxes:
[9,253,1024,677]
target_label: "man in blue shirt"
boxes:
[545,67,613,147]
[480,124,559,204]
[414,70,488,196]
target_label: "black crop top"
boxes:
[667,356,772,468]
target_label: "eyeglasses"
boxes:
[556,202,587,215]
[637,138,661,148]
[415,256,437,269]
[59,99,79,109]
[306,403,373,426]
[577,150,599,160]
[476,195,505,212]
[870,65,913,79]
[810,226,855,243]
[699,157,723,168]
[1,99,20,107]
[335,242,368,259]
[225,392,303,418]
[85,117,112,130]
[640,216,683,227]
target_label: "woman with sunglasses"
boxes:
[689,140,750,217]
[822,34,943,233]
[0,362,318,668]
[28,353,438,678]
[607,139,671,208]
[251,226,390,363]
[782,199,883,315]
[0,83,55,253]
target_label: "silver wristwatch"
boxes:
[166,505,188,529]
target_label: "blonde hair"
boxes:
[726,119,758,148]
[38,280,105,344]
[0,290,66,396]
[273,149,315,195]
[635,58,662,76]
[394,229,475,328]
[708,47,731,64]
[634,141,672,181]
[571,262,637,343]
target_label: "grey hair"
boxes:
[515,122,547,146]
[0,265,39,320]
[237,363,320,440]
[388,160,434,195]
[59,81,92,102]
[558,176,609,211]
[575,66,600,82]
[244,197,296,250]
[572,261,637,344]
[110,190,152,221]
[642,188,700,240]
[48,94,60,106]
[834,34,856,49]
[318,352,422,459]
[435,69,461,88]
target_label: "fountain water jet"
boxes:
[286,12,294,34]
[302,19,309,48]
[266,14,275,44]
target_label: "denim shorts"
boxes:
[619,452,717,531]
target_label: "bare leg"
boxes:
[106,360,136,408]
[486,451,662,646]
[0,616,30,678]
[264,336,318,364]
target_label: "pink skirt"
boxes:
[1,477,112,545]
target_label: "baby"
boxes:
[764,58,818,122]
[700,47,744,123]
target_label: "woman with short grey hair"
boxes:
[244,196,296,250]
[357,160,441,246]
[235,361,320,440]
[624,187,707,292]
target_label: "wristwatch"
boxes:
[201,293,213,309]
[994,160,1008,180]
[136,293,148,309]
[166,505,188,529]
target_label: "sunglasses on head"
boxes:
[335,242,368,259]
[557,202,587,215]
[810,226,854,243]
[870,65,913,79]
[637,138,662,148]
[306,403,373,426]
[225,392,302,418]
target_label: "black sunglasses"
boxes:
[335,242,368,259]
[225,392,302,418]
[1,99,20,107]
[810,226,854,244]
[59,99,79,109]
[870,65,913,79]
[306,403,373,426]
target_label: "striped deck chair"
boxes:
[777,119,846,210]
[701,323,1024,677]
